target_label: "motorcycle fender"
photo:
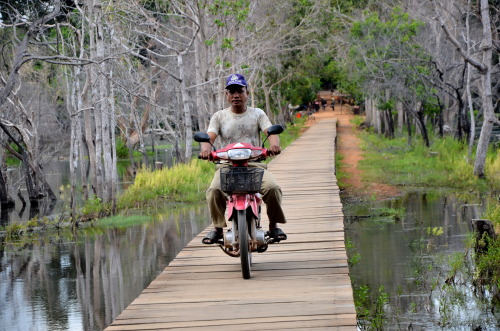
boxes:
[226,195,259,220]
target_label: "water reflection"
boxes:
[344,191,500,329]
[0,205,210,331]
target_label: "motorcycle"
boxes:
[194,124,284,279]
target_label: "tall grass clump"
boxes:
[118,159,215,208]
[486,150,500,184]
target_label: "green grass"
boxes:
[357,132,498,192]
[117,159,215,209]
[280,117,307,149]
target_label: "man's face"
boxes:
[225,85,248,107]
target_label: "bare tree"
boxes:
[0,0,88,206]
[433,0,500,177]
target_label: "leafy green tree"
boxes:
[344,8,439,146]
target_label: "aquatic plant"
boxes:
[354,285,388,330]
[81,195,113,219]
[345,238,361,266]
[5,223,24,239]
[373,207,405,221]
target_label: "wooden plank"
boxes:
[105,118,357,330]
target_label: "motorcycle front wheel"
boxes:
[237,209,251,279]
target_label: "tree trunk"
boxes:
[416,107,430,147]
[465,0,476,162]
[178,53,193,162]
[473,0,494,178]
[384,109,395,138]
[0,156,14,208]
[397,101,404,134]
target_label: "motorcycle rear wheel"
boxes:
[238,209,251,279]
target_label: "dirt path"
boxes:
[302,101,400,200]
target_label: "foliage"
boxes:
[5,223,24,239]
[280,73,322,105]
[354,284,388,329]
[474,234,500,290]
[81,195,111,219]
[0,0,51,24]
[117,159,215,208]
[115,137,142,159]
[4,143,21,166]
[278,117,307,149]
[345,7,429,103]
[335,152,348,189]
[470,202,500,291]
[485,150,500,184]
[116,138,130,158]
[345,238,361,266]
[485,203,500,232]
[357,131,496,192]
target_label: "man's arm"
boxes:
[199,132,217,159]
[264,128,281,156]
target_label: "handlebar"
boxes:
[197,146,271,162]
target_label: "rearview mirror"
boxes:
[193,132,211,143]
[267,124,284,135]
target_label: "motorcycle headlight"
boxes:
[216,151,228,159]
[227,148,251,160]
[251,150,263,158]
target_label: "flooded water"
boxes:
[1,148,176,225]
[4,152,500,330]
[0,206,210,331]
[344,191,500,330]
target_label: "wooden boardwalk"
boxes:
[105,118,357,330]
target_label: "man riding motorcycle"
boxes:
[199,73,288,245]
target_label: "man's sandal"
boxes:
[267,228,287,242]
[202,230,223,245]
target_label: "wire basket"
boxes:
[220,167,264,194]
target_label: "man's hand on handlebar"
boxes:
[268,144,281,156]
[199,143,213,160]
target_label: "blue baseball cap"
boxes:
[225,73,247,88]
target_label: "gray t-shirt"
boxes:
[207,107,272,148]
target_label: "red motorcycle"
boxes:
[194,125,284,279]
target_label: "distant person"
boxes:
[321,98,327,110]
[331,99,335,110]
